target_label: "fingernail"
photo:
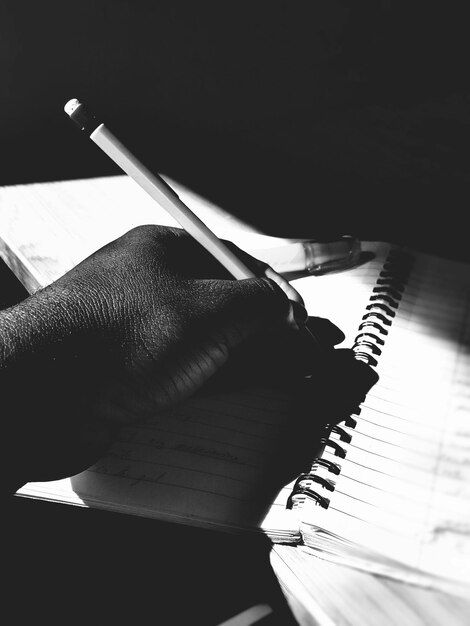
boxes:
[288,300,309,329]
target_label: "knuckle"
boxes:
[124,224,178,244]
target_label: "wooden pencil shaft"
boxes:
[90,124,256,280]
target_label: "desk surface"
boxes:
[1,176,470,625]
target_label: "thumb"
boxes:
[202,275,297,344]
[196,276,313,391]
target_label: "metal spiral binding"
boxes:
[286,247,414,511]
[353,249,413,366]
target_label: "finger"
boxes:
[201,274,295,337]
[160,233,306,321]
[319,348,379,420]
[221,240,305,303]
[263,266,304,304]
[306,316,345,347]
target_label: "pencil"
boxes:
[64,99,261,281]
[64,98,316,339]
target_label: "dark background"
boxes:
[1,1,469,259]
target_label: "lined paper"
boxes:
[19,385,304,538]
[294,245,470,588]
[4,174,470,593]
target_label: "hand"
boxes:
[1,225,378,490]
[1,225,358,489]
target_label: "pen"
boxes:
[251,236,362,275]
[63,98,315,339]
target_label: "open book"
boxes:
[1,176,469,599]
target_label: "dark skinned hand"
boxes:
[0,225,377,493]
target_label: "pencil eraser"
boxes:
[64,98,80,116]
[64,98,99,134]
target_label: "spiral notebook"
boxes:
[279,241,470,597]
[12,240,469,597]
[2,177,469,598]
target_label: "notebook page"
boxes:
[3,174,360,539]
[18,385,306,538]
[295,247,470,588]
[0,175,296,290]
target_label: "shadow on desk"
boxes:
[7,496,299,625]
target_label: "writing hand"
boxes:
[0,225,376,491]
